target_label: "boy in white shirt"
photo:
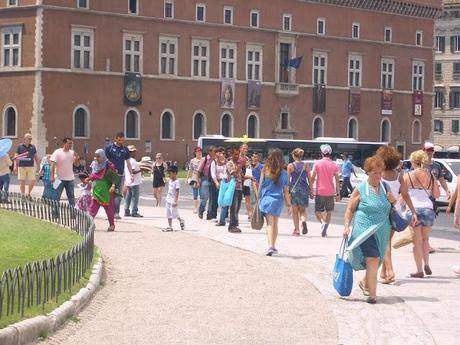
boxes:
[163,165,185,231]
[124,145,143,217]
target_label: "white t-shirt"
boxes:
[50,148,75,181]
[124,158,142,187]
[166,179,180,204]
[244,167,253,187]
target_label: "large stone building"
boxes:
[0,0,441,162]
[434,0,460,154]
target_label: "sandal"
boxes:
[107,225,115,232]
[292,229,300,236]
[410,272,424,278]
[162,227,173,232]
[359,281,370,296]
[424,265,432,276]
[367,296,377,304]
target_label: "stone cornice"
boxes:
[302,0,442,19]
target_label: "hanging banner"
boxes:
[348,87,360,115]
[221,79,235,109]
[124,73,142,106]
[312,84,326,114]
[247,80,261,109]
[413,91,423,116]
[381,90,393,115]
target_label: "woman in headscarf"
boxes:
[87,149,119,231]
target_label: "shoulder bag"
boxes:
[251,171,265,230]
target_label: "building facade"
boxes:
[0,0,441,163]
[434,0,460,153]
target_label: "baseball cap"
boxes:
[320,144,332,155]
[168,165,178,173]
[127,145,137,152]
[423,142,434,151]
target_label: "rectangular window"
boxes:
[450,89,460,108]
[247,44,262,81]
[77,0,88,8]
[434,89,444,109]
[123,33,142,73]
[250,10,259,28]
[452,119,459,133]
[279,42,291,83]
[281,112,289,130]
[436,36,445,53]
[7,0,18,6]
[283,14,292,31]
[433,119,443,133]
[1,26,22,67]
[348,55,362,87]
[71,28,93,70]
[412,61,424,91]
[220,42,236,79]
[164,1,174,19]
[317,18,325,35]
[451,35,460,52]
[196,4,206,22]
[312,52,327,85]
[129,0,137,14]
[224,6,233,25]
[384,27,392,43]
[352,23,360,39]
[435,62,442,81]
[416,31,423,46]
[159,36,177,75]
[191,39,209,78]
[381,58,394,89]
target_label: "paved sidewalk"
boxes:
[40,219,337,345]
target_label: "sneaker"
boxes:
[193,209,198,214]
[178,218,185,230]
[266,247,279,256]
[107,225,115,232]
[228,227,242,233]
[114,213,122,220]
[124,211,131,217]
[198,212,203,219]
[215,222,225,226]
[302,221,308,235]
[321,223,329,237]
[453,265,460,275]
[131,213,144,218]
[162,227,173,232]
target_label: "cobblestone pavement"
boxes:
[40,219,337,345]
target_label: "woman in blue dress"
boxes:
[343,155,395,304]
[259,149,291,256]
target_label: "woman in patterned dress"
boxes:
[343,155,395,304]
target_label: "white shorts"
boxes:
[166,202,179,219]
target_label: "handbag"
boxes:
[219,177,236,208]
[392,226,414,249]
[250,173,265,230]
[381,181,410,232]
[332,238,353,297]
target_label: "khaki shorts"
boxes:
[18,166,36,181]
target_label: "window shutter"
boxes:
[441,36,446,52]
[449,91,454,108]
[451,36,456,53]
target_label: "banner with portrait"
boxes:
[348,87,360,115]
[313,84,326,114]
[247,80,261,109]
[221,79,235,109]
[381,90,393,115]
[413,91,423,116]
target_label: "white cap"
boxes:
[423,142,434,151]
[320,144,332,155]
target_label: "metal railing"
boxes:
[0,192,95,320]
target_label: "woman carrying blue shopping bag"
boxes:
[342,155,395,304]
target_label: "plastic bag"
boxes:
[332,238,353,297]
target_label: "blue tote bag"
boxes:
[332,238,353,297]
[218,178,236,207]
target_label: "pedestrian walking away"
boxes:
[105,132,133,218]
[14,133,40,198]
[226,146,244,233]
[163,165,185,232]
[377,146,417,284]
[449,175,460,276]
[186,146,202,213]
[240,144,253,219]
[124,145,143,217]
[340,154,357,199]
[259,149,291,256]
[196,146,216,219]
[0,151,12,201]
[287,148,311,236]
[76,172,92,212]
[87,149,119,232]
[152,152,168,207]
[343,155,394,304]
[403,150,440,278]
[310,144,340,237]
[50,138,77,207]
[39,154,57,201]
[212,147,229,226]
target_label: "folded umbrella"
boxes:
[0,138,12,159]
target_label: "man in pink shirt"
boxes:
[310,144,340,237]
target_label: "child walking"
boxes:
[76,172,92,212]
[163,165,185,232]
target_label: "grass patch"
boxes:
[0,209,82,274]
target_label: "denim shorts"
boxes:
[406,208,435,227]
[360,234,380,258]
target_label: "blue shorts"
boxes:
[406,208,435,227]
[359,234,380,258]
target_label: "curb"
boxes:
[0,257,104,345]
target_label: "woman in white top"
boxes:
[377,146,417,284]
[186,147,203,213]
[403,150,440,278]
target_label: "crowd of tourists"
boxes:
[1,132,460,303]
